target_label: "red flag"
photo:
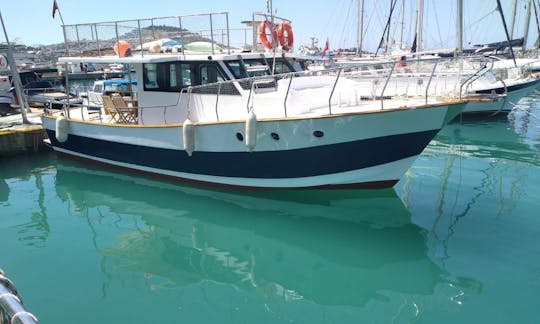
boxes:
[52,0,59,18]
[321,39,329,58]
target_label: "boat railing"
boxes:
[459,59,495,99]
[0,269,38,324]
[62,12,232,57]
[181,59,475,122]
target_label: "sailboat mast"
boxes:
[400,0,405,48]
[456,0,463,56]
[496,0,517,66]
[357,0,364,56]
[523,0,532,53]
[416,0,424,53]
[510,0,518,39]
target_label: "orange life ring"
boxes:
[277,23,294,51]
[258,21,277,50]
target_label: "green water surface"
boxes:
[1,93,540,323]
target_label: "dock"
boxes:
[0,110,49,156]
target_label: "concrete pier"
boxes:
[0,110,49,157]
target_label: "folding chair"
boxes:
[111,95,137,124]
[101,95,119,122]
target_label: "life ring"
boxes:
[277,23,294,51]
[258,21,277,50]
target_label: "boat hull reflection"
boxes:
[55,161,443,307]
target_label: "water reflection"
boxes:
[53,160,444,307]
[0,153,56,246]
[397,115,540,275]
[508,89,540,149]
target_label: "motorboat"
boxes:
[41,12,470,190]
[1,70,83,110]
[81,78,138,111]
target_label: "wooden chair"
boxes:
[101,95,119,122]
[111,94,137,124]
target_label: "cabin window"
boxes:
[200,65,225,85]
[272,60,295,74]
[225,58,295,79]
[143,61,236,94]
[144,63,159,89]
[225,61,244,79]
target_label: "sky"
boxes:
[0,0,537,53]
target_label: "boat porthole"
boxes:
[271,132,280,140]
[313,130,324,138]
[236,132,244,141]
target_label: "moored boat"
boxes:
[41,11,470,190]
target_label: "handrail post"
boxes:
[247,81,255,113]
[283,73,294,117]
[186,87,193,121]
[209,14,215,55]
[328,68,342,115]
[225,13,231,54]
[137,20,144,58]
[215,83,221,121]
[380,62,395,110]
[425,60,439,104]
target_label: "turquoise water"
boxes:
[1,94,540,323]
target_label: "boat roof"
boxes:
[58,11,298,64]
[58,51,303,64]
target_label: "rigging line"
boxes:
[426,0,444,49]
[463,5,498,46]
[375,0,399,55]
[328,0,352,48]
[361,4,377,52]
[337,0,355,48]
[320,0,343,40]
[464,6,498,30]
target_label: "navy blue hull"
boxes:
[46,128,439,180]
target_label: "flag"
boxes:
[53,0,58,19]
[321,39,329,58]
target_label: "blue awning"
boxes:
[103,79,137,86]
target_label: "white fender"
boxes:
[55,115,69,143]
[183,118,195,156]
[245,110,258,151]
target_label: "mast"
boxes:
[416,0,424,53]
[385,0,392,53]
[356,0,365,56]
[509,0,518,39]
[375,0,398,55]
[532,0,540,48]
[496,0,517,66]
[456,0,463,56]
[400,0,405,48]
[0,10,29,124]
[523,0,532,52]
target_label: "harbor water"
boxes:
[1,92,540,323]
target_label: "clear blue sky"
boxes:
[0,0,536,52]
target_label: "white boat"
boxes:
[81,78,138,110]
[335,55,540,115]
[41,12,469,190]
